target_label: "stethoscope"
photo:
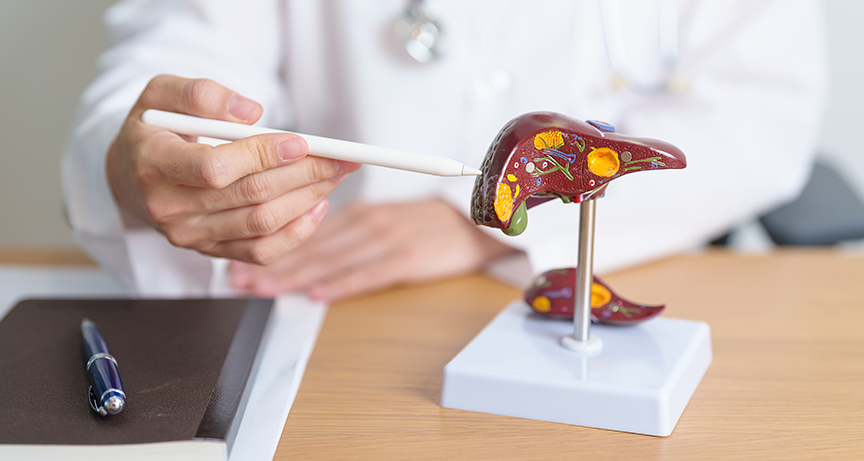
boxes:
[394,0,684,94]
[393,0,443,64]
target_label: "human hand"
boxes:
[228,199,518,301]
[106,75,360,264]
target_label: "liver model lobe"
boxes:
[470,112,686,236]
[524,268,665,325]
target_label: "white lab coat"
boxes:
[62,0,828,296]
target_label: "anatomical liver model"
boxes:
[445,113,705,437]
[471,112,686,236]
[524,268,665,324]
[470,112,686,324]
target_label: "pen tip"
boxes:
[462,165,482,176]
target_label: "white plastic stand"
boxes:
[440,301,712,436]
[444,194,711,435]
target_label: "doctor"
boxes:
[63,0,828,298]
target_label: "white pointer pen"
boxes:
[141,109,481,177]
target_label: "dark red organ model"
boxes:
[524,268,665,325]
[471,112,686,236]
[470,112,686,324]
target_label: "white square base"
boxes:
[440,301,712,436]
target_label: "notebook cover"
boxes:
[0,298,272,447]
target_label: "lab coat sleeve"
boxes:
[61,0,288,295]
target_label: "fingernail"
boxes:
[230,271,251,287]
[309,199,329,222]
[254,278,279,297]
[226,93,259,123]
[307,285,333,301]
[331,173,350,185]
[278,137,307,162]
[338,161,362,174]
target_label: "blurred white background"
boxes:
[0,1,861,249]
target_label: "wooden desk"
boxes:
[0,248,96,266]
[5,248,861,459]
[279,249,864,460]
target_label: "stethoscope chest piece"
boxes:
[394,0,442,64]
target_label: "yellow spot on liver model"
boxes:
[591,283,612,308]
[507,174,517,182]
[587,147,620,177]
[494,183,514,222]
[532,296,552,313]
[534,131,564,150]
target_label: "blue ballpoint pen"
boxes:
[81,319,126,416]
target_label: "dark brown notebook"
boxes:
[0,298,272,460]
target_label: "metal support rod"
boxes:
[573,200,596,342]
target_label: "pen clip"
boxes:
[89,386,108,416]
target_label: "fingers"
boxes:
[227,202,376,295]
[134,74,262,124]
[196,158,361,211]
[232,245,406,300]
[227,200,520,301]
[306,253,413,301]
[127,75,282,190]
[164,172,349,247]
[256,230,390,294]
[226,202,377,292]
[138,131,308,190]
[109,75,359,263]
[205,199,331,265]
[142,157,359,225]
[228,202,412,299]
[116,75,294,203]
